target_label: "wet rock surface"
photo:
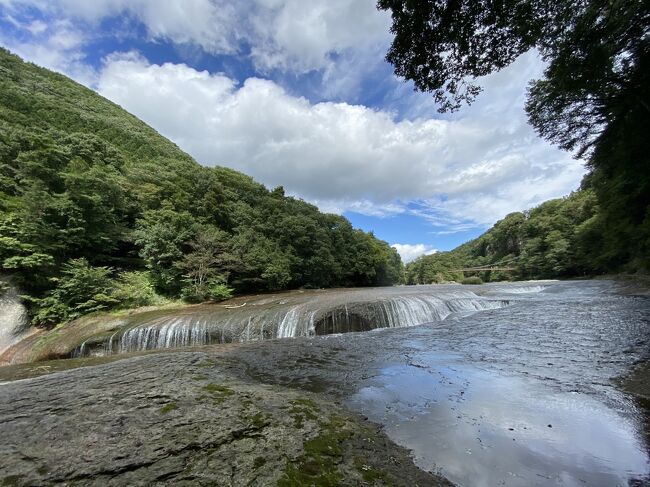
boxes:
[0,351,448,486]
[1,280,649,486]
[622,360,650,401]
[221,280,650,485]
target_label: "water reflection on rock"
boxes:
[351,354,649,486]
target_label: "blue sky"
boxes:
[0,0,586,261]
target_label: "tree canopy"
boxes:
[378,0,648,144]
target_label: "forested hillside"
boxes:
[406,184,645,285]
[0,49,402,326]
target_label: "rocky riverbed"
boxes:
[0,349,449,486]
[1,280,649,486]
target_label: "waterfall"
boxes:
[70,286,513,357]
[499,285,546,294]
[115,317,211,353]
[277,306,302,338]
[0,279,30,357]
[71,341,87,358]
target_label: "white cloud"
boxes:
[391,244,437,263]
[0,2,587,232]
[0,16,97,86]
[1,0,389,75]
[1,0,240,53]
[248,0,390,73]
[312,199,405,218]
[25,19,47,35]
[96,52,585,227]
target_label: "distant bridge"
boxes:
[452,257,518,272]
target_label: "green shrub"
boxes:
[181,277,234,303]
[111,271,163,309]
[180,284,203,304]
[207,282,234,302]
[461,276,483,285]
[32,258,118,326]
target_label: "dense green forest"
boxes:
[405,187,598,284]
[0,49,403,327]
[405,182,646,284]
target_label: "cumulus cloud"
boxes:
[391,244,437,263]
[0,15,96,85]
[96,52,585,226]
[247,0,390,73]
[1,0,239,54]
[0,1,587,232]
[1,0,390,74]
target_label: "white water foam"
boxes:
[95,290,510,355]
[0,280,29,356]
[498,285,546,294]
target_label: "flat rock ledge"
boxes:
[0,351,450,486]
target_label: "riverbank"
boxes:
[0,349,450,486]
[602,273,650,296]
[621,360,650,402]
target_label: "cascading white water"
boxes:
[277,306,302,338]
[491,284,547,294]
[0,279,29,357]
[384,295,507,326]
[78,287,512,357]
[113,317,211,353]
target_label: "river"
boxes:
[224,280,650,486]
[1,279,649,486]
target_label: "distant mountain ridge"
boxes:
[405,188,624,284]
